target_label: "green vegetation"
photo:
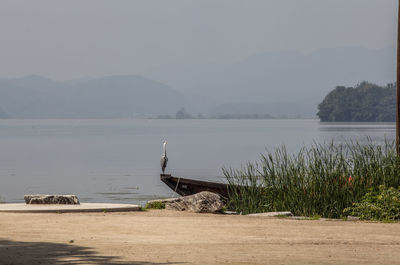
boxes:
[145,201,166,209]
[344,185,400,222]
[308,214,321,220]
[317,82,395,122]
[224,140,400,219]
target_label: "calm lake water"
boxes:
[0,119,395,204]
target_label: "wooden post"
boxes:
[397,0,400,155]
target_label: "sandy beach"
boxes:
[0,210,399,265]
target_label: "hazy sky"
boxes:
[0,0,397,81]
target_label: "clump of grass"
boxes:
[308,214,321,220]
[145,201,165,210]
[219,206,228,213]
[224,140,400,218]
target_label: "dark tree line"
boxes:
[317,82,395,122]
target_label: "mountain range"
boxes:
[0,75,185,118]
[0,46,395,119]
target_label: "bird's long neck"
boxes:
[162,143,167,156]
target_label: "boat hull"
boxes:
[160,174,230,200]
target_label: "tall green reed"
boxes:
[224,139,400,218]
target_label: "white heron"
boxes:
[161,140,168,173]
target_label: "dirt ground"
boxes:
[0,210,399,265]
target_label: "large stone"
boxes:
[165,191,224,213]
[24,194,80,205]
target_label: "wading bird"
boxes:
[161,140,168,173]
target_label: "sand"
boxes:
[0,210,399,265]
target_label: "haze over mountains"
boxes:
[147,46,395,117]
[0,46,395,119]
[0,75,185,118]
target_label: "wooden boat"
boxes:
[160,174,230,200]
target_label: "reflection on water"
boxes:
[0,119,395,204]
[319,122,395,132]
[318,122,395,145]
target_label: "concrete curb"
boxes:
[0,203,141,213]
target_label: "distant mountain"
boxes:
[0,75,186,118]
[317,82,395,122]
[146,46,395,117]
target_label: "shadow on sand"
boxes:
[0,239,185,265]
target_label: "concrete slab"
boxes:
[0,203,141,213]
[246,211,293,217]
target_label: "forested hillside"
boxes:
[317,82,395,122]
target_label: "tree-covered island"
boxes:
[317,82,395,122]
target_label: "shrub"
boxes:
[343,185,400,221]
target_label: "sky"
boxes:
[0,0,397,81]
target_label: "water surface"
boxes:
[0,119,395,204]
